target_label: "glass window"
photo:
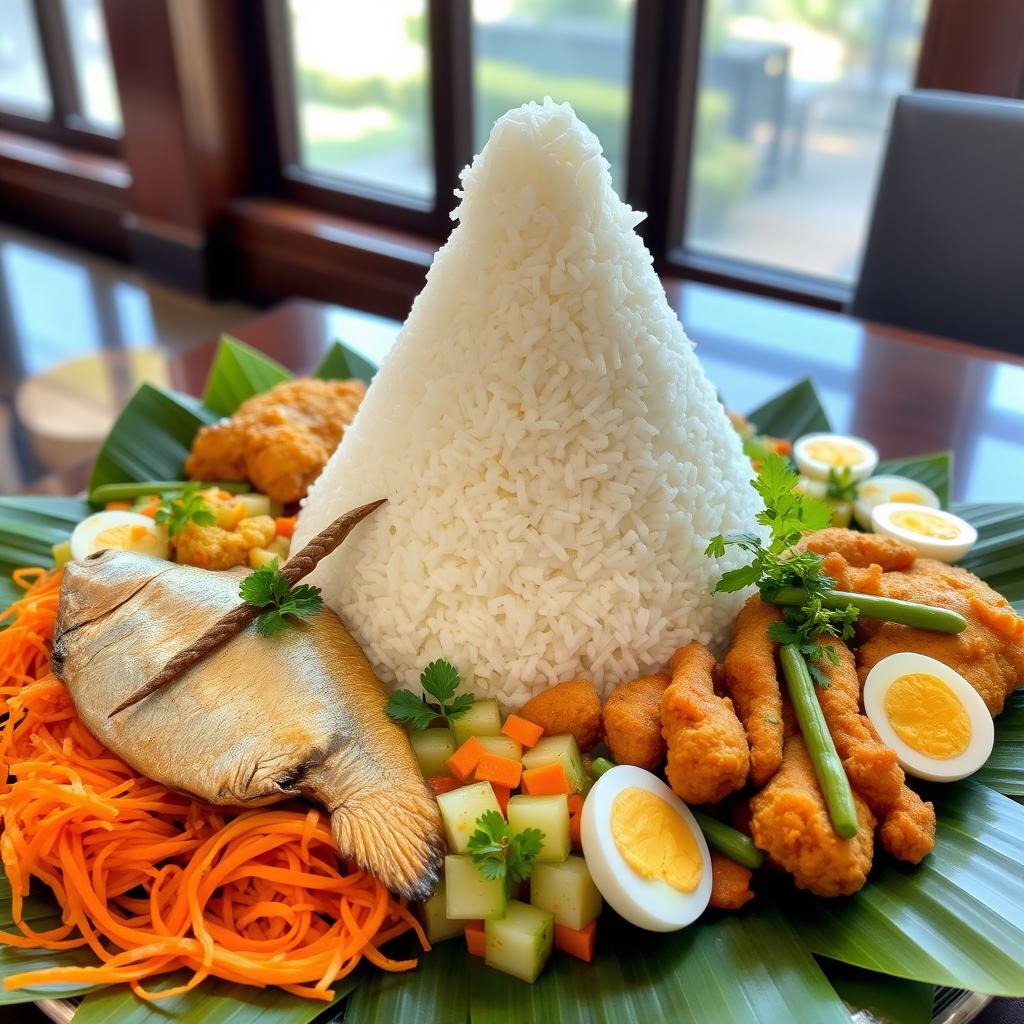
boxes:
[61,0,123,133]
[0,0,52,120]
[288,0,433,203]
[685,0,928,283]
[472,0,635,192]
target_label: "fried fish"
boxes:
[52,549,444,901]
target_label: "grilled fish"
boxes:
[52,549,444,900]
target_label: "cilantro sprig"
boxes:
[826,467,859,503]
[155,484,215,537]
[386,660,475,730]
[706,453,856,681]
[467,810,544,887]
[239,558,323,637]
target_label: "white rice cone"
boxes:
[295,99,763,704]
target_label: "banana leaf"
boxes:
[746,378,831,439]
[821,961,933,1024]
[202,336,291,418]
[792,783,1024,995]
[87,384,215,497]
[954,502,1024,608]
[975,692,1024,797]
[314,341,377,385]
[875,452,953,509]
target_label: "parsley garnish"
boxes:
[467,810,544,887]
[239,558,323,637]
[155,485,216,537]
[826,467,859,503]
[385,659,475,730]
[706,453,858,682]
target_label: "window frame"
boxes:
[0,0,121,158]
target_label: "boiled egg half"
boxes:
[871,503,976,562]
[70,511,169,563]
[580,765,711,931]
[853,475,940,530]
[863,652,993,782]
[794,433,878,482]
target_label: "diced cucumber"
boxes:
[268,535,291,559]
[485,900,554,983]
[506,795,570,862]
[51,540,72,569]
[437,781,502,853]
[237,493,272,518]
[452,699,503,746]
[248,547,277,570]
[521,734,588,793]
[476,735,522,761]
[530,855,602,929]
[409,728,456,779]
[416,878,465,943]
[445,854,508,921]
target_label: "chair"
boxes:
[850,90,1024,356]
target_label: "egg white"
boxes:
[854,475,939,530]
[863,652,993,783]
[793,432,878,483]
[69,511,169,562]
[579,765,711,932]
[870,502,976,562]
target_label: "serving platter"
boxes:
[0,336,1021,1024]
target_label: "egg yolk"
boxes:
[890,491,925,504]
[94,524,164,558]
[884,673,971,758]
[805,439,865,467]
[610,788,702,893]
[889,509,959,540]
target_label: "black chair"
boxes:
[850,90,1024,356]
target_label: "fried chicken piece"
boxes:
[662,643,749,805]
[709,853,754,910]
[878,785,936,864]
[723,596,785,786]
[749,736,875,898]
[851,558,1024,715]
[815,637,904,817]
[185,378,366,504]
[602,672,671,771]
[520,679,602,751]
[796,527,918,571]
[174,515,276,571]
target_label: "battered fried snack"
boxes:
[878,785,936,864]
[851,558,1024,715]
[520,678,603,751]
[602,672,671,771]
[186,378,366,504]
[723,596,785,787]
[662,643,749,805]
[796,527,918,571]
[815,637,904,817]
[709,853,754,910]
[749,736,875,898]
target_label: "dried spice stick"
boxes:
[108,498,386,717]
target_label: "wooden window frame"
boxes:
[0,0,121,158]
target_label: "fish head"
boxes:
[52,550,173,680]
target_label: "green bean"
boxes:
[779,643,859,840]
[89,481,251,504]
[690,809,764,870]
[588,756,616,780]
[768,587,967,634]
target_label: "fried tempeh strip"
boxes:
[602,672,671,771]
[878,785,936,864]
[795,527,918,571]
[723,596,785,787]
[662,642,749,805]
[750,736,875,898]
[709,853,754,910]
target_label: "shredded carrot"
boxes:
[0,570,428,1001]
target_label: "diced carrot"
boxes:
[489,783,511,817]
[554,920,596,962]
[521,762,571,796]
[427,775,461,796]
[501,714,544,748]
[568,793,584,848]
[139,497,160,518]
[275,515,297,538]
[104,500,132,511]
[465,920,485,957]
[474,753,522,790]
[446,736,486,783]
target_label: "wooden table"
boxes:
[26,282,1024,503]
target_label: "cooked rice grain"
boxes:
[294,100,762,704]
